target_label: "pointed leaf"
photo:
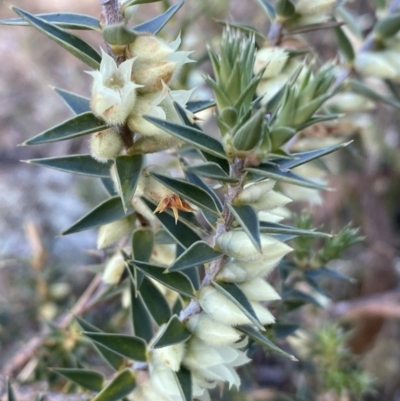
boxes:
[22,112,107,145]
[212,281,264,330]
[334,25,355,62]
[133,1,184,34]
[228,204,261,251]
[84,332,147,361]
[53,368,104,392]
[273,323,300,339]
[115,155,143,212]
[174,367,192,401]
[7,380,16,401]
[139,276,172,325]
[142,198,202,249]
[93,369,136,401]
[132,227,154,288]
[25,155,112,177]
[75,316,124,370]
[253,0,276,20]
[260,222,331,238]
[144,115,227,159]
[131,260,195,298]
[170,241,222,271]
[130,282,153,342]
[62,196,133,235]
[151,172,219,216]
[101,177,117,196]
[54,88,90,115]
[153,315,191,348]
[186,162,239,183]
[238,325,297,360]
[186,99,216,113]
[305,267,354,283]
[1,12,101,30]
[12,7,101,69]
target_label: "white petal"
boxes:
[238,278,281,301]
[118,57,136,82]
[100,48,117,78]
[251,302,275,325]
[170,87,196,105]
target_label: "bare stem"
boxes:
[100,0,123,25]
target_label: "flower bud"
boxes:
[133,60,177,93]
[254,47,289,79]
[90,128,124,163]
[296,0,337,16]
[198,286,251,326]
[135,170,175,204]
[128,34,176,63]
[355,51,398,80]
[97,215,135,249]
[186,313,241,345]
[216,262,247,283]
[238,278,281,301]
[183,338,225,369]
[152,342,186,372]
[251,302,275,325]
[102,253,126,285]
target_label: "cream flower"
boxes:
[87,49,141,125]
[254,47,289,79]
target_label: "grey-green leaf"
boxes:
[7,380,16,401]
[61,196,132,235]
[84,332,147,361]
[153,315,191,348]
[130,282,153,342]
[11,7,101,69]
[253,0,276,20]
[92,369,136,401]
[186,99,216,113]
[174,368,192,401]
[22,112,107,145]
[115,154,143,212]
[212,281,264,330]
[144,115,227,159]
[132,227,154,288]
[151,172,220,216]
[260,222,331,238]
[53,368,104,392]
[25,155,112,177]
[133,0,184,34]
[54,88,90,115]
[170,241,222,271]
[131,260,195,298]
[228,204,261,251]
[334,24,355,62]
[186,162,239,183]
[0,12,101,30]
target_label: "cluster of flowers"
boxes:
[130,180,292,401]
[88,33,193,161]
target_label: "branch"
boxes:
[100,0,123,25]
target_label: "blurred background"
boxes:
[1,0,400,400]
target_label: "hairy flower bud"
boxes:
[152,342,186,372]
[251,302,275,325]
[355,51,397,80]
[102,253,126,285]
[238,278,281,301]
[97,215,135,249]
[254,47,289,79]
[90,128,124,163]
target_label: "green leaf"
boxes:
[374,12,400,39]
[7,380,16,401]
[139,276,172,325]
[334,24,355,62]
[115,155,143,213]
[305,267,354,283]
[174,367,192,401]
[228,204,261,251]
[133,0,184,34]
[273,323,300,339]
[253,0,276,20]
[25,155,112,177]
[101,177,118,196]
[130,282,153,342]
[186,99,216,113]
[0,12,101,30]
[185,162,238,183]
[144,115,227,159]
[282,288,322,308]
[151,172,220,216]
[170,241,222,271]
[75,316,124,370]
[212,281,264,330]
[54,88,90,115]
[84,332,147,361]
[53,368,104,391]
[260,222,331,238]
[217,20,266,40]
[142,198,202,249]
[103,22,137,45]
[132,227,154,288]
[22,112,107,145]
[93,369,136,401]
[62,196,133,235]
[153,315,191,348]
[123,0,163,7]
[11,7,101,69]
[275,0,295,19]
[131,260,195,298]
[238,325,297,360]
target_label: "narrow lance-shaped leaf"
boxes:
[335,24,355,62]
[133,0,184,34]
[212,281,264,330]
[144,115,227,159]
[12,7,101,69]
[25,155,112,177]
[186,99,216,113]
[186,162,239,183]
[84,332,147,361]
[92,369,136,401]
[238,325,297,360]
[131,260,195,298]
[253,0,276,20]
[101,177,117,196]
[0,12,101,30]
[151,172,220,216]
[53,369,105,392]
[7,380,16,401]
[54,88,90,115]
[228,204,261,251]
[22,112,107,145]
[174,368,192,401]
[115,154,143,212]
[61,196,133,235]
[132,228,154,288]
[260,221,331,238]
[170,241,222,271]
[153,315,191,348]
[176,245,200,290]
[305,267,354,283]
[129,282,153,342]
